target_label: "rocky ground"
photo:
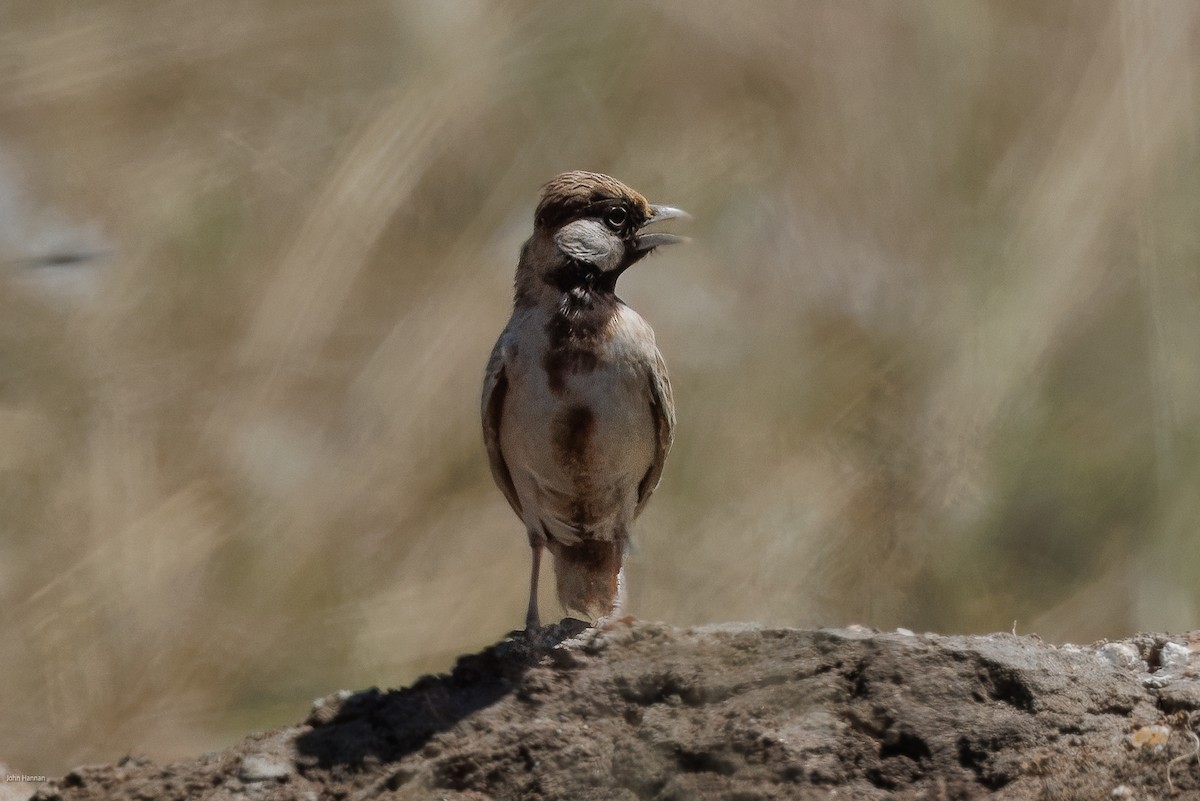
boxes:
[28,620,1200,800]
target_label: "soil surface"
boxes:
[30,620,1200,800]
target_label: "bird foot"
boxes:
[513,617,589,650]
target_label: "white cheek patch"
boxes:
[554,219,623,272]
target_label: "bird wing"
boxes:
[636,347,676,515]
[481,332,522,517]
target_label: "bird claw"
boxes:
[513,617,589,650]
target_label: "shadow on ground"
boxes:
[295,618,589,768]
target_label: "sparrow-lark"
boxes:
[482,171,686,630]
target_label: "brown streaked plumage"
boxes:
[481,171,687,630]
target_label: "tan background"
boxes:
[1,0,1199,777]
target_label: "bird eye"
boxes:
[604,206,628,230]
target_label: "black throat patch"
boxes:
[542,267,620,396]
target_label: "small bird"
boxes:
[482,171,687,631]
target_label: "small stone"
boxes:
[307,689,355,725]
[1160,642,1190,672]
[238,753,292,782]
[1127,724,1170,751]
[1099,643,1142,671]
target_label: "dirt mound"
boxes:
[31,621,1200,800]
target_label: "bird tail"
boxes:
[546,538,624,623]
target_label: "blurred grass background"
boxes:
[1,0,1199,778]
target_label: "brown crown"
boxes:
[535,171,652,230]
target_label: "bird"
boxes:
[481,171,687,631]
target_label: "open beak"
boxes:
[635,204,692,252]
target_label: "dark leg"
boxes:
[525,537,543,632]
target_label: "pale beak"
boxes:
[635,204,692,252]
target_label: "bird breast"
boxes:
[499,303,658,540]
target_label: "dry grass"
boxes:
[1,0,1199,776]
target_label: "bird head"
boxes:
[515,171,688,304]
